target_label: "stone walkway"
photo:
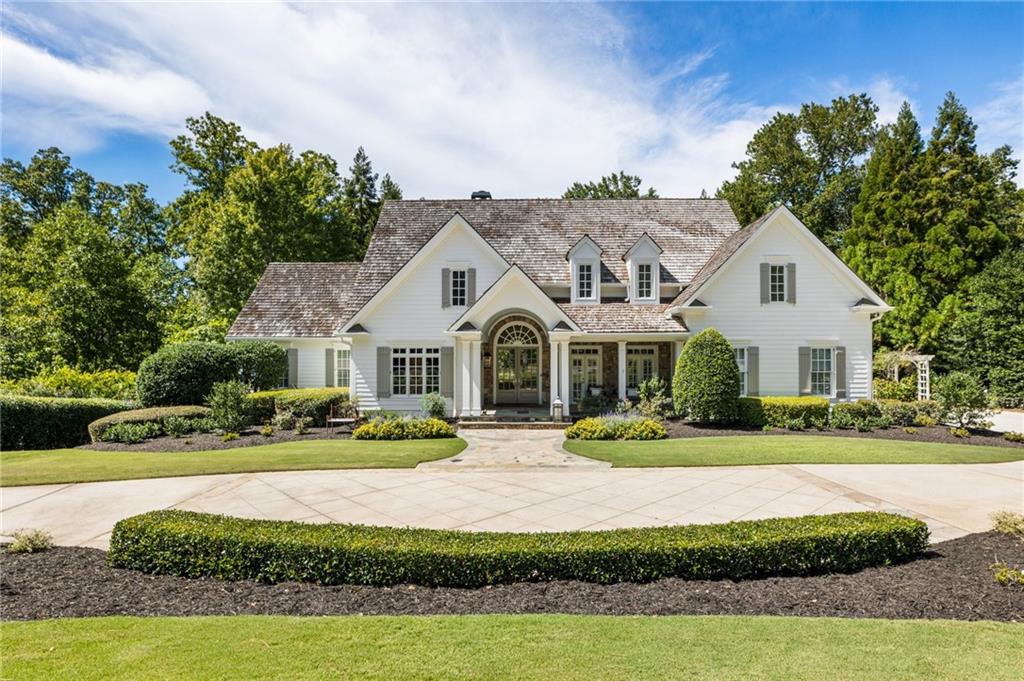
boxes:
[3,450,1020,549]
[417,429,607,470]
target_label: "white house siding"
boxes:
[350,221,508,413]
[268,339,344,389]
[685,217,875,400]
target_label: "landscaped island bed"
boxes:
[107,510,927,587]
[2,531,1019,622]
[564,434,1024,467]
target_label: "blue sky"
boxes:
[3,2,1021,204]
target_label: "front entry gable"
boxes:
[447,265,580,338]
[344,212,509,332]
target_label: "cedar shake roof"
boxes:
[345,199,740,320]
[558,303,687,333]
[671,207,776,306]
[228,262,360,338]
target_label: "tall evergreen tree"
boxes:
[343,147,380,253]
[842,102,926,348]
[563,171,658,199]
[915,92,1012,348]
[380,173,403,201]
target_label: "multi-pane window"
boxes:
[769,264,786,302]
[626,346,657,390]
[811,347,833,396]
[451,269,467,307]
[735,347,747,396]
[392,348,440,396]
[570,347,601,401]
[637,263,653,300]
[577,263,593,300]
[336,349,350,389]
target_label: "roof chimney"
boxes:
[471,190,492,200]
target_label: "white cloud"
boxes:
[2,2,782,197]
[975,77,1024,155]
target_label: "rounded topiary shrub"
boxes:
[672,328,740,423]
[136,342,239,406]
[232,341,288,391]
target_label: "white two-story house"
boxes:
[228,198,890,417]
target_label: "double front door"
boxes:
[495,346,539,403]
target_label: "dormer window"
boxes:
[637,263,653,300]
[567,235,603,304]
[577,263,593,299]
[623,233,662,304]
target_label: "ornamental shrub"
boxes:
[564,417,612,440]
[136,342,238,406]
[1,395,133,450]
[420,392,447,419]
[136,341,286,407]
[352,416,455,440]
[935,371,992,428]
[232,341,288,391]
[636,377,673,419]
[736,396,829,429]
[832,400,882,424]
[88,405,211,442]
[7,529,54,554]
[564,416,665,440]
[207,381,252,433]
[873,375,917,402]
[108,510,929,587]
[247,388,351,423]
[101,421,163,444]
[672,328,740,423]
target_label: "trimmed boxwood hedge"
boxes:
[737,396,831,428]
[246,387,350,424]
[88,405,211,442]
[0,395,135,450]
[107,510,929,588]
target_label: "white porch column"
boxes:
[549,341,559,414]
[672,341,684,380]
[559,341,571,416]
[459,339,472,415]
[617,341,627,401]
[470,340,482,415]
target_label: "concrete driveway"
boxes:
[3,458,1020,549]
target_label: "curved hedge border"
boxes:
[108,510,928,588]
[0,395,134,450]
[87,406,211,442]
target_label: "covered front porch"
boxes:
[451,318,685,418]
[444,264,686,418]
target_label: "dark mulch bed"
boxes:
[82,427,353,452]
[663,420,1024,448]
[3,532,1021,622]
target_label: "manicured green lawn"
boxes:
[2,615,1019,680]
[0,439,466,486]
[564,435,1024,467]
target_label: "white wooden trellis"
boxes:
[887,351,933,401]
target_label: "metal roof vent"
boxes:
[471,190,492,200]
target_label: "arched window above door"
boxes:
[496,323,538,346]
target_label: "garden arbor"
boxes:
[882,350,934,401]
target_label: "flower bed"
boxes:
[87,406,212,442]
[565,416,667,440]
[107,510,928,588]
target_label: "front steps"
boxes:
[458,420,568,430]
[458,409,569,429]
